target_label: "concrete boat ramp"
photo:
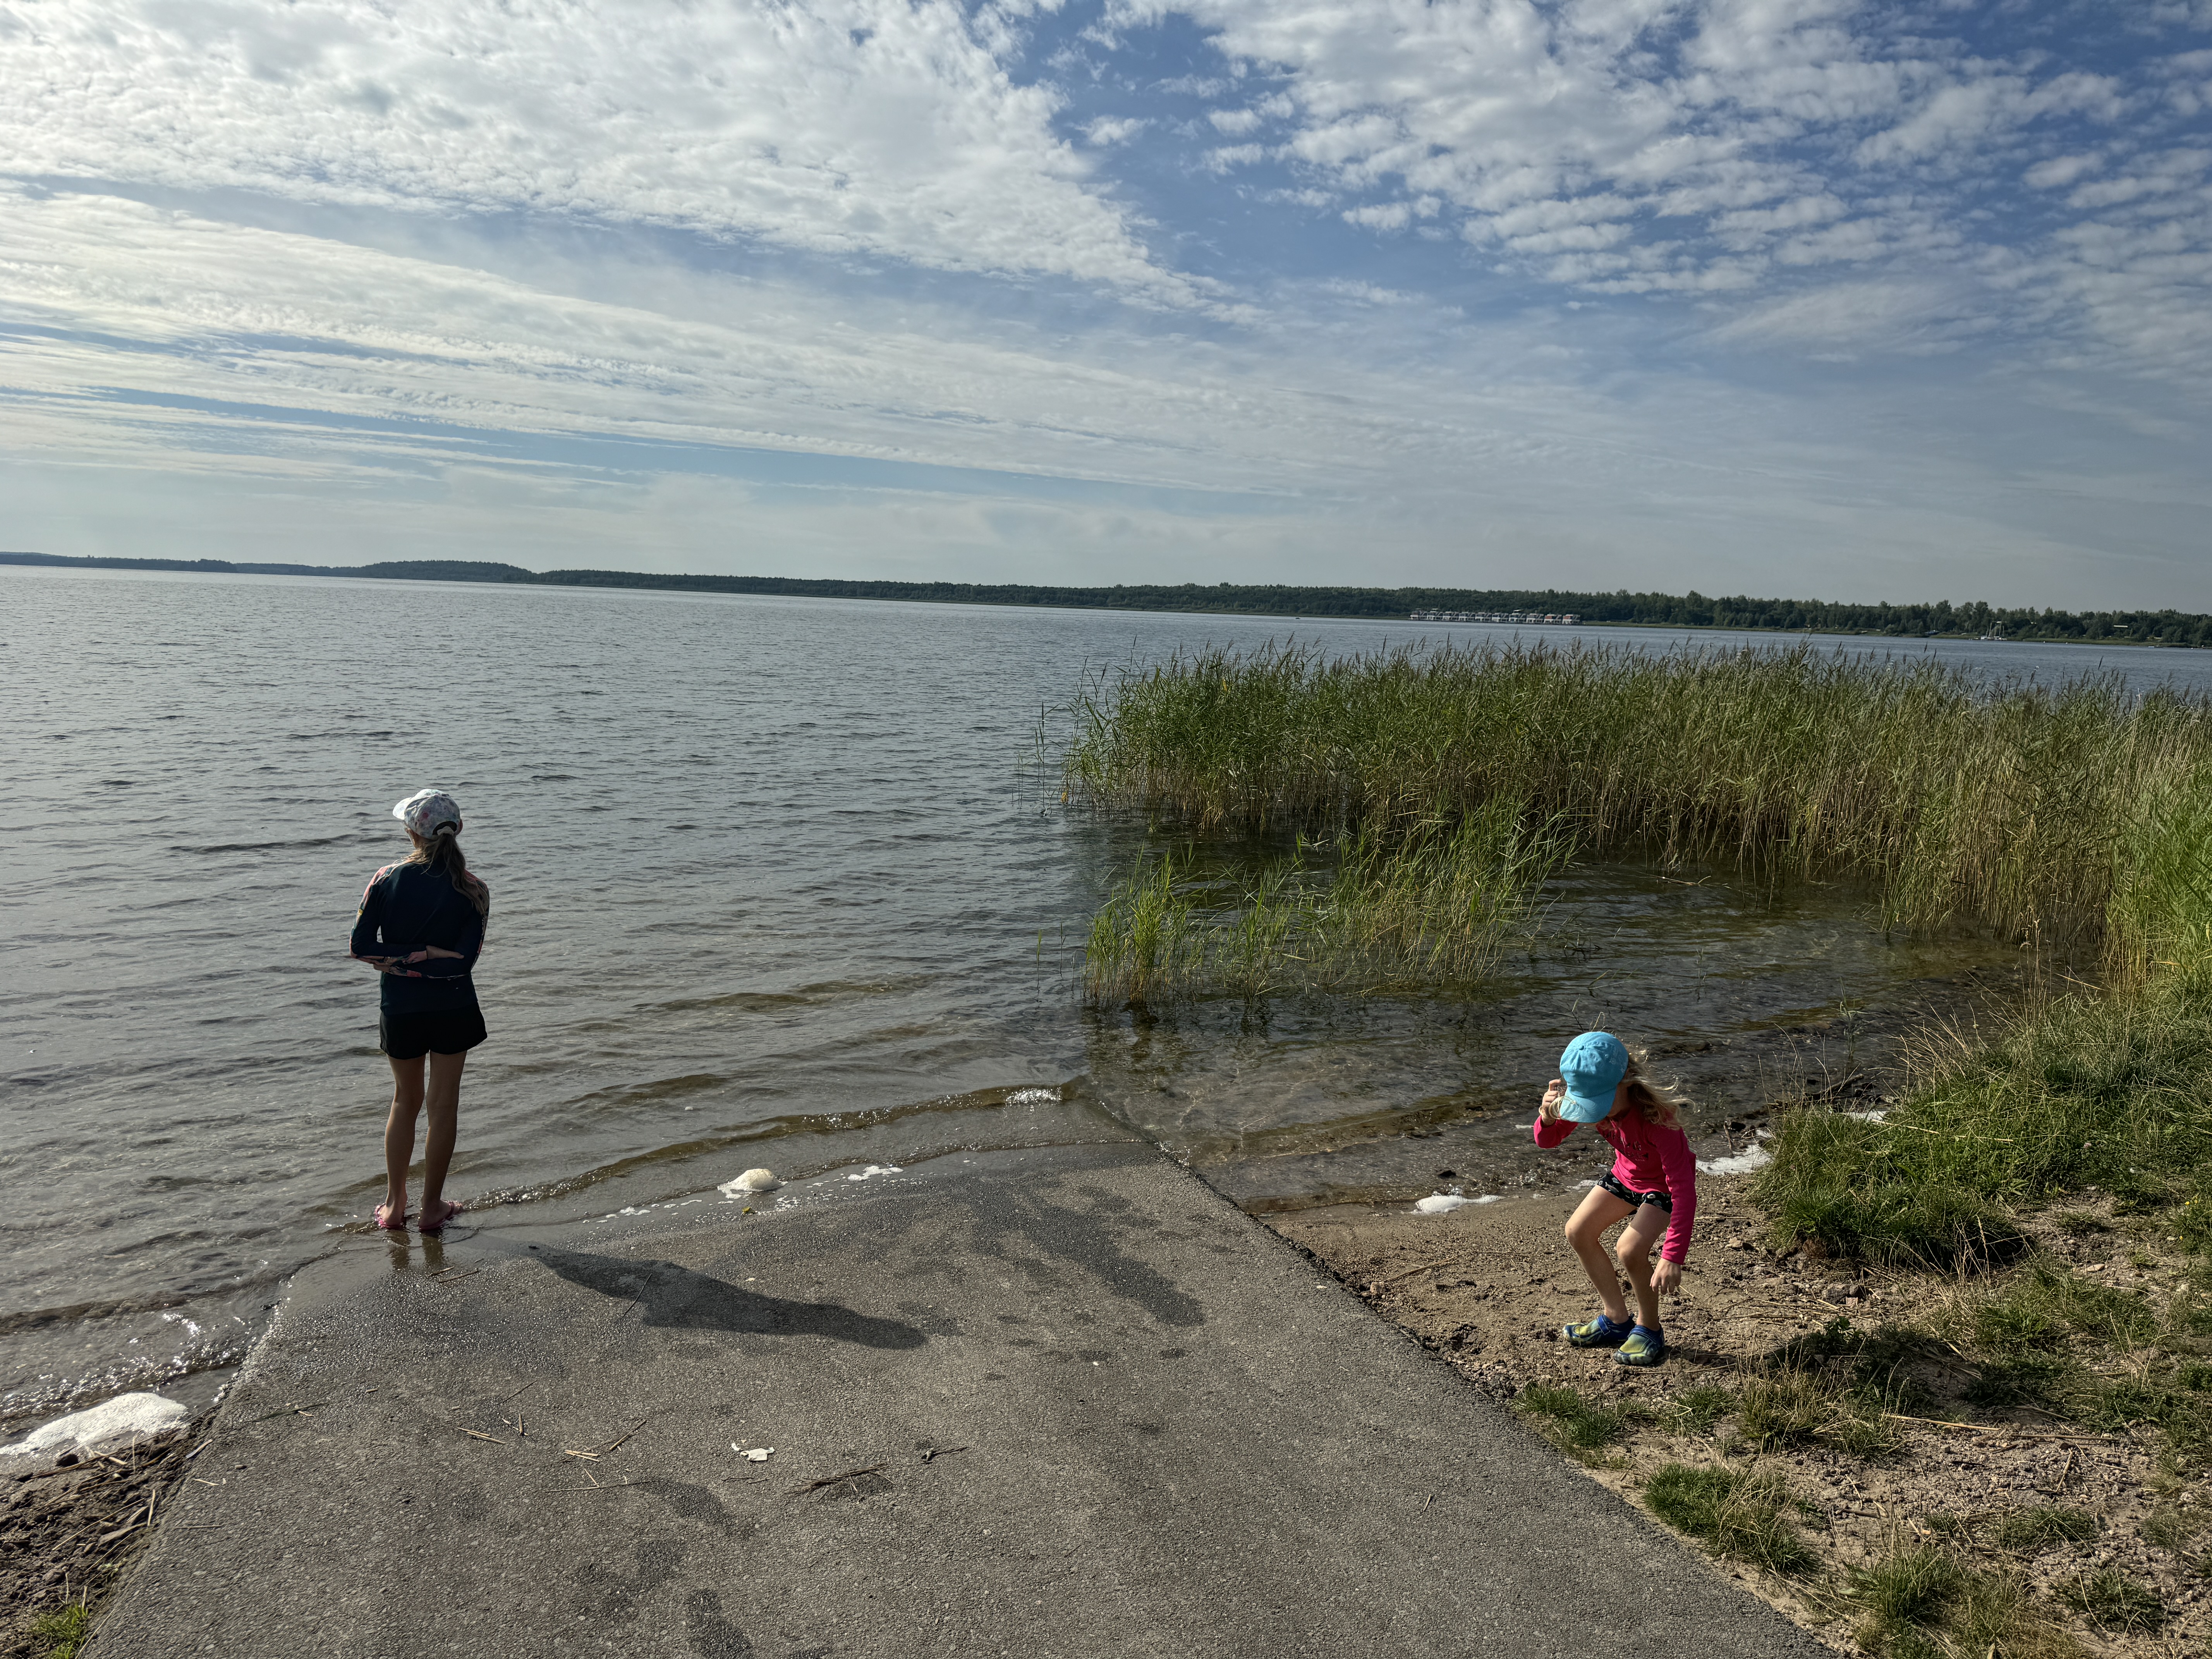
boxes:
[96,1144,1816,1658]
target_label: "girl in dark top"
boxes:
[350,788,489,1233]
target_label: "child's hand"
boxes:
[1539,1079,1566,1121]
[1652,1259,1682,1298]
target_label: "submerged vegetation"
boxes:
[1082,799,1568,1002]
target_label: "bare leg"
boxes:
[418,1049,467,1231]
[1616,1203,1670,1330]
[382,1054,426,1225]
[1563,1187,1635,1324]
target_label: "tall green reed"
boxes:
[1081,799,1568,1003]
[1066,639,2212,960]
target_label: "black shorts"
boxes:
[1597,1169,1673,1212]
[379,1006,488,1060]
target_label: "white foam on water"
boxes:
[845,1164,903,1182]
[717,1167,782,1196]
[2,1392,189,1461]
[1006,1088,1058,1106]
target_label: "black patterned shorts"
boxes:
[1597,1169,1673,1212]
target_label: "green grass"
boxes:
[27,1603,93,1659]
[2056,1569,2164,1633]
[1845,1548,2078,1659]
[1993,1507,2101,1551]
[1732,1369,1901,1458]
[1515,1384,1629,1456]
[1753,965,2212,1265]
[1642,1463,1815,1574]
[1665,1384,1737,1436]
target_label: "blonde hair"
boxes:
[406,822,490,918]
[1619,1048,1686,1132]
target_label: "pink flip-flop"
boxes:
[418,1199,465,1234]
[374,1202,407,1232]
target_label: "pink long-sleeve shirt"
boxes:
[1533,1109,1700,1264]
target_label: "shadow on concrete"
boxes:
[965,1188,1204,1330]
[526,1247,926,1348]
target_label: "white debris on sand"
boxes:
[718,1168,782,1196]
[1698,1139,1774,1176]
[733,1444,775,1462]
[1415,1192,1508,1214]
[845,1164,903,1182]
[1,1392,189,1461]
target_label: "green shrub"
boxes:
[1642,1463,1815,1575]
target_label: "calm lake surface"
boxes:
[8,566,2211,1424]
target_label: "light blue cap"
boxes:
[1558,1031,1628,1122]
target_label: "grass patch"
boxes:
[1732,1368,1901,1458]
[1846,1547,2078,1659]
[1642,1463,1815,1575]
[1665,1384,1736,1436]
[1973,1261,2156,1353]
[2054,1210,2109,1237]
[1515,1384,1629,1457]
[2140,1502,2203,1550]
[1725,1371,1902,1460]
[27,1603,93,1659]
[1992,1506,2100,1552]
[2056,1569,2164,1633]
[1754,967,2212,1266]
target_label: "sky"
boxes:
[2,0,2209,607]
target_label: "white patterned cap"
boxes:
[392,788,463,836]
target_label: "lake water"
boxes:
[7,565,2210,1426]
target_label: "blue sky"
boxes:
[2,0,2208,605]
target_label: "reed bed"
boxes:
[1066,639,2212,958]
[1082,799,1566,1002]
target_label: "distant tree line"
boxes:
[4,551,2205,647]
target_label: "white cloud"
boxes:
[1084,116,1151,145]
[0,0,1188,299]
[2026,153,2105,190]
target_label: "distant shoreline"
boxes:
[3,550,2202,649]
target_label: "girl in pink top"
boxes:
[1533,1030,1698,1368]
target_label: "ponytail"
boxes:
[1620,1049,1687,1132]
[406,823,490,917]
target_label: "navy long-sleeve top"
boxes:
[350,860,487,1015]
